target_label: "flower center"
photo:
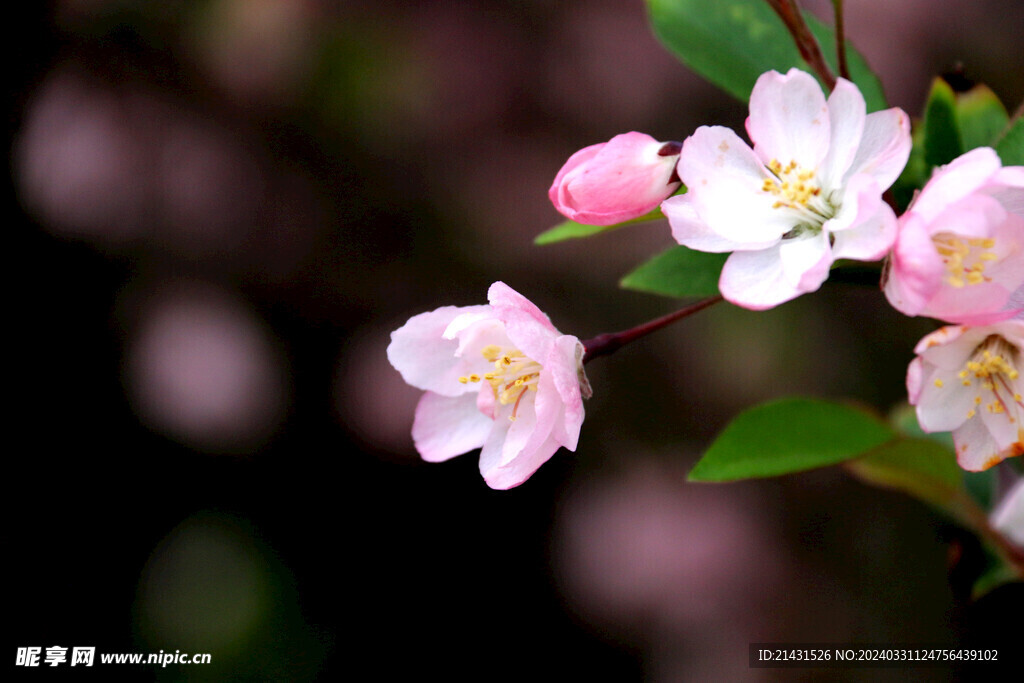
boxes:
[459,344,542,419]
[761,158,835,233]
[932,233,998,288]
[954,335,1022,421]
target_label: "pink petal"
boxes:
[480,432,561,490]
[923,282,1014,325]
[994,320,1024,348]
[910,147,1001,223]
[906,356,925,404]
[511,374,561,465]
[488,281,556,334]
[988,214,1024,289]
[412,391,493,462]
[924,193,1006,240]
[746,69,830,170]
[884,214,945,317]
[718,233,831,310]
[548,335,587,451]
[986,166,1024,215]
[911,324,968,356]
[916,326,985,370]
[477,397,562,490]
[844,107,911,191]
[387,304,492,396]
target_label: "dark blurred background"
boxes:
[7,1,1024,680]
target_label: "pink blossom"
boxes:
[907,321,1024,471]
[663,69,911,310]
[884,148,1024,324]
[549,132,681,225]
[387,282,591,489]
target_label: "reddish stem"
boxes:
[765,0,837,90]
[582,296,723,364]
[832,0,851,81]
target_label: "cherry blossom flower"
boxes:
[663,68,911,310]
[907,320,1024,471]
[884,147,1024,324]
[387,282,591,489]
[549,132,681,225]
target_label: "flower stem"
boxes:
[582,296,723,364]
[765,0,837,90]
[831,0,851,81]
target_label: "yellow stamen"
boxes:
[932,232,1000,288]
[957,334,1023,430]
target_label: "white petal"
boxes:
[678,126,795,245]
[778,231,833,291]
[718,237,828,310]
[662,195,774,252]
[953,414,1005,471]
[914,368,976,432]
[747,69,830,170]
[412,391,492,462]
[819,78,866,190]
[829,178,897,261]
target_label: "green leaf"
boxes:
[535,220,620,245]
[963,468,997,510]
[923,77,962,167]
[805,15,887,113]
[956,84,1010,151]
[972,549,1020,600]
[620,246,728,298]
[844,438,964,513]
[688,397,894,482]
[645,0,887,111]
[995,114,1024,166]
[534,208,665,245]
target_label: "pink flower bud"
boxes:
[549,132,681,226]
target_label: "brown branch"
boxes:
[831,0,851,81]
[582,296,723,364]
[765,0,837,90]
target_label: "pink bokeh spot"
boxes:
[124,282,287,453]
